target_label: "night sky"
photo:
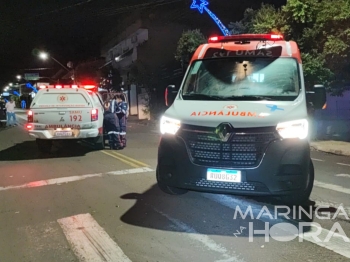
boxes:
[0,0,285,87]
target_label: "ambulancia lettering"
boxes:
[190,111,262,117]
[45,124,81,129]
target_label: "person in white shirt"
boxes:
[5,99,17,127]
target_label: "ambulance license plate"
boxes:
[206,169,241,183]
[55,131,72,137]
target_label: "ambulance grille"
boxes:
[178,125,277,168]
[184,179,269,192]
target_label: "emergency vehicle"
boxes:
[26,84,105,152]
[157,34,326,205]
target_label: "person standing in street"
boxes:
[5,98,17,127]
[115,93,128,148]
[103,101,123,150]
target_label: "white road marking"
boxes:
[314,180,350,195]
[311,158,324,162]
[337,163,350,167]
[335,174,350,178]
[0,167,153,192]
[298,222,350,258]
[203,194,350,259]
[152,207,244,262]
[315,201,350,217]
[58,213,132,262]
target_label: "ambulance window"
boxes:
[182,57,300,101]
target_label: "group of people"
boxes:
[103,93,128,150]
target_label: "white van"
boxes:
[157,34,327,205]
[26,84,105,152]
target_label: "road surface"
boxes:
[0,112,349,262]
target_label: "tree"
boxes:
[229,0,350,95]
[175,29,206,69]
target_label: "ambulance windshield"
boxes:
[182,57,300,101]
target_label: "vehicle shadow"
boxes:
[0,125,9,132]
[119,184,334,239]
[0,140,95,161]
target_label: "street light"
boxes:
[16,75,21,80]
[39,52,49,60]
[38,51,69,72]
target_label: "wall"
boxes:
[314,91,350,141]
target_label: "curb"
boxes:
[128,120,158,127]
[310,144,350,157]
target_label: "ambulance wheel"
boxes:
[93,135,105,150]
[156,165,188,195]
[36,139,52,153]
[278,160,314,205]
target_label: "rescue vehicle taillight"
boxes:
[208,34,284,43]
[27,110,33,123]
[26,124,33,130]
[91,109,98,121]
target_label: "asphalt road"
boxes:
[0,112,349,262]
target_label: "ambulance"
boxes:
[157,34,326,205]
[26,84,105,152]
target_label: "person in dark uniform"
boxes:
[103,102,123,150]
[115,93,128,148]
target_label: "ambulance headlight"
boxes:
[276,119,308,139]
[160,116,181,135]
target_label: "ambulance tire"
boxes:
[156,165,188,195]
[36,139,52,153]
[93,135,105,150]
[278,160,314,206]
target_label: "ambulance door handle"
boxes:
[59,112,66,115]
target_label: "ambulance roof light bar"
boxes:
[208,34,284,43]
[39,85,96,89]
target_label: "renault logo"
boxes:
[215,123,233,142]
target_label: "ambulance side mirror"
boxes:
[165,85,178,107]
[306,84,327,110]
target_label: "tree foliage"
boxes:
[229,0,350,95]
[174,29,206,66]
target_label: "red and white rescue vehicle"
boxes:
[26,84,105,152]
[158,34,327,205]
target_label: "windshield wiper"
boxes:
[182,93,223,100]
[223,95,272,101]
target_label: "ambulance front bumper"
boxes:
[157,134,311,196]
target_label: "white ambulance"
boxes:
[157,34,327,205]
[26,84,105,152]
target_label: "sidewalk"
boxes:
[310,141,350,157]
[127,115,158,127]
[15,108,27,113]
